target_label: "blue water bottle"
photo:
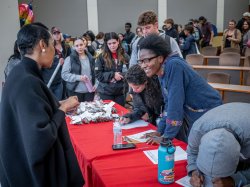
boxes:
[158,138,176,184]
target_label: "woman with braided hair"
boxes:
[120,64,164,126]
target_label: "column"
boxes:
[87,0,98,34]
[0,0,20,99]
[216,0,224,32]
[158,0,167,28]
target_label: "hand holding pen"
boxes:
[119,116,131,125]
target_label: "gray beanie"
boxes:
[197,128,240,178]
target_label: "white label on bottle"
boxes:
[165,155,174,161]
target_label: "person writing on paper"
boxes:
[138,34,222,143]
[187,103,250,187]
[0,23,84,186]
[120,64,163,126]
[62,37,96,102]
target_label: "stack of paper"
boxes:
[121,120,149,130]
[124,129,156,143]
[175,176,192,187]
[143,146,187,164]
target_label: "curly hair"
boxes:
[126,65,163,110]
[138,34,171,58]
[137,11,158,26]
[102,32,126,68]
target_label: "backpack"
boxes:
[193,27,202,42]
[212,24,218,37]
[94,40,104,58]
[94,40,104,50]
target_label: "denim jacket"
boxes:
[157,55,222,140]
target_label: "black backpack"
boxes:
[94,40,104,50]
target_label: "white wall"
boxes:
[97,0,157,34]
[0,0,20,99]
[22,0,88,37]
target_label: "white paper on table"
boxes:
[125,129,156,142]
[177,175,213,187]
[175,176,192,187]
[121,120,149,129]
[143,146,187,164]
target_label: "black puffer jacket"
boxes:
[65,50,95,91]
[95,53,129,96]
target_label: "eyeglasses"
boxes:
[137,56,158,65]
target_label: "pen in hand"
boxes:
[119,116,130,125]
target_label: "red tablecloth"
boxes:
[66,102,187,187]
[92,140,187,187]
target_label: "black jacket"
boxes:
[42,42,71,85]
[0,57,84,187]
[123,76,164,125]
[95,53,129,96]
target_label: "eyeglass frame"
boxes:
[137,55,158,65]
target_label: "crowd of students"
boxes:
[1,10,250,187]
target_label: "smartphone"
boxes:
[112,143,136,150]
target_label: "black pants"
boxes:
[67,90,95,102]
[99,93,125,106]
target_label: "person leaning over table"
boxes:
[120,64,164,126]
[187,103,250,187]
[0,23,84,187]
[138,34,222,143]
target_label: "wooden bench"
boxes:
[192,65,250,85]
[209,83,250,102]
[203,55,245,66]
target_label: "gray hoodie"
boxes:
[187,102,250,186]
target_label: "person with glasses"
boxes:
[138,34,222,143]
[120,64,164,126]
[187,103,250,187]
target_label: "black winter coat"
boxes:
[95,53,129,96]
[123,76,164,125]
[0,57,84,187]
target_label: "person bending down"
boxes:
[120,64,164,126]
[187,102,250,187]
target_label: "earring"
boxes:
[42,49,46,53]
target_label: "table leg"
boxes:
[220,90,224,101]
[204,58,208,65]
[240,71,243,85]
